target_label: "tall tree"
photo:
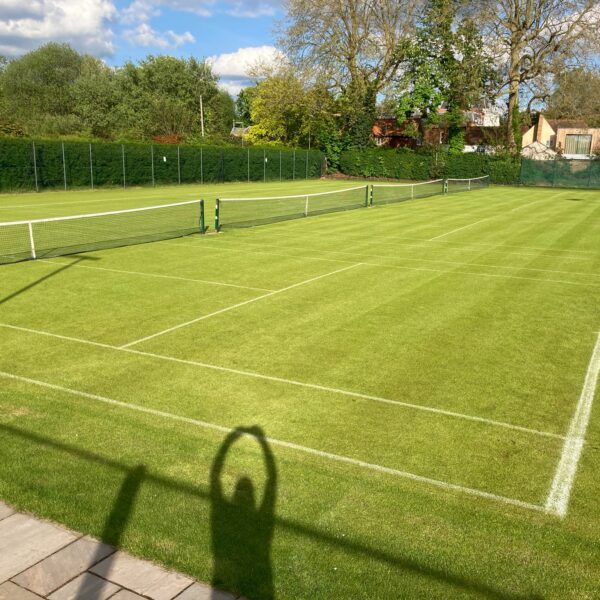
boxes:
[480,0,599,149]
[545,67,600,127]
[280,0,420,146]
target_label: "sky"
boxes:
[0,0,285,94]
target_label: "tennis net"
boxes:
[215,185,369,229]
[0,199,205,265]
[371,179,444,205]
[445,175,490,194]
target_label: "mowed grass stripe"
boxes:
[0,371,548,513]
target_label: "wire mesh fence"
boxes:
[520,158,600,189]
[0,139,325,193]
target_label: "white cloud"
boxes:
[119,0,282,20]
[123,23,195,48]
[208,45,283,78]
[0,0,116,56]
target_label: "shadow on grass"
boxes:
[0,256,98,306]
[0,423,541,600]
[210,426,277,600]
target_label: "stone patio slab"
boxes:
[0,503,15,522]
[12,536,115,596]
[0,514,78,583]
[90,552,193,600]
[175,582,238,600]
[0,581,44,600]
[47,573,120,600]
[110,590,148,599]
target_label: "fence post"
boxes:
[305,150,309,179]
[279,150,282,181]
[552,159,557,187]
[121,144,126,188]
[89,143,94,189]
[61,142,67,190]
[248,148,250,182]
[293,149,296,180]
[177,146,181,184]
[32,141,39,192]
[151,145,155,186]
[263,149,266,183]
[200,147,203,184]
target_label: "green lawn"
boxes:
[1,181,599,599]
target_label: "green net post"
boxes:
[443,179,448,194]
[215,199,220,231]
[199,199,205,233]
[366,185,371,207]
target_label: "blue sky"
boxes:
[0,0,284,93]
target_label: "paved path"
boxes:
[0,502,241,600]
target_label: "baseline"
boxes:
[0,369,547,514]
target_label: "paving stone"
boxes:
[110,591,148,599]
[12,535,115,596]
[0,514,78,583]
[0,503,14,522]
[90,552,193,600]
[0,581,44,600]
[48,573,120,600]
[176,582,238,600]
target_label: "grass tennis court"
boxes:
[1,180,600,599]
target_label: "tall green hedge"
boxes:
[0,139,324,193]
[338,147,521,184]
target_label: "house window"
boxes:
[564,134,592,155]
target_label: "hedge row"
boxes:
[0,138,324,192]
[338,148,521,184]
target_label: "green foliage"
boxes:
[338,147,521,184]
[0,138,324,192]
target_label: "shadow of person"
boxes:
[210,426,277,600]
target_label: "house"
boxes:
[522,114,600,159]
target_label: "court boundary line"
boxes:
[545,331,600,517]
[38,259,275,293]
[0,369,547,514]
[428,200,550,241]
[165,238,600,289]
[0,322,564,440]
[121,263,362,348]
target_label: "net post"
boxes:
[443,179,448,194]
[304,195,309,216]
[468,179,471,191]
[411,184,414,200]
[215,199,220,231]
[199,199,205,233]
[61,142,67,190]
[89,143,94,189]
[32,141,39,192]
[27,222,37,259]
[366,185,371,207]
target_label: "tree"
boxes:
[236,87,257,124]
[545,67,600,127]
[395,0,497,152]
[280,0,419,146]
[480,0,600,149]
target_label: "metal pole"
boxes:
[122,144,126,188]
[89,143,94,189]
[279,150,282,181]
[248,148,250,182]
[200,95,205,137]
[151,145,155,186]
[200,147,203,184]
[177,146,181,184]
[215,199,220,231]
[263,149,266,183]
[28,222,37,259]
[293,149,296,180]
[305,150,308,179]
[61,142,67,190]
[32,141,39,192]
[199,199,205,233]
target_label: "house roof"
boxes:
[546,119,588,130]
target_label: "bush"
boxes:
[0,138,324,192]
[338,147,521,184]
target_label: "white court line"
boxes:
[167,238,600,289]
[121,263,362,348]
[428,200,548,241]
[39,259,274,293]
[0,370,546,513]
[206,238,600,280]
[0,322,564,439]
[545,332,600,517]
